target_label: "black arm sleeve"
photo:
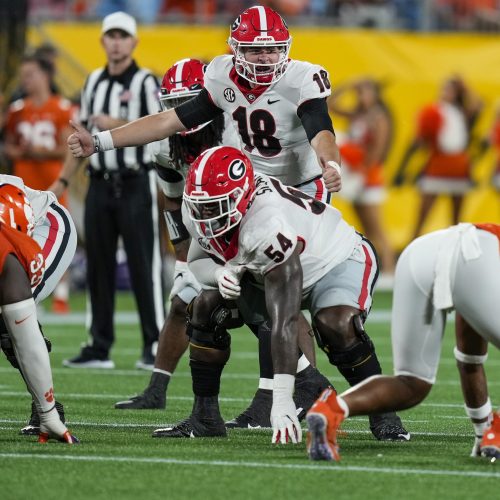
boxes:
[297,98,335,143]
[174,88,224,130]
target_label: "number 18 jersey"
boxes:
[204,55,332,186]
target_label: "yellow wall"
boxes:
[33,24,500,248]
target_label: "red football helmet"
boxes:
[159,58,210,134]
[184,146,255,238]
[228,5,292,85]
[0,183,35,236]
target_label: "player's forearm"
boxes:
[311,130,341,165]
[187,242,220,287]
[110,109,184,149]
[265,256,302,375]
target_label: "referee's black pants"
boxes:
[84,169,164,358]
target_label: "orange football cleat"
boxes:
[52,297,70,314]
[480,412,500,462]
[305,387,344,461]
[38,430,79,444]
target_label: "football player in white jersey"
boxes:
[147,145,407,442]
[114,60,331,432]
[306,223,500,461]
[0,178,78,443]
[68,6,407,440]
[68,5,341,199]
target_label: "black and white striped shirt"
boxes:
[80,60,159,173]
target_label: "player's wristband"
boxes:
[326,161,341,175]
[93,130,114,152]
[273,374,295,397]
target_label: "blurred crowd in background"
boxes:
[27,0,500,32]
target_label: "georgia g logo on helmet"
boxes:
[231,16,241,32]
[228,159,246,180]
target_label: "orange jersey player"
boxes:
[0,183,77,443]
[4,55,73,207]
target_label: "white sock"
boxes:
[337,396,350,418]
[53,280,69,301]
[3,298,57,414]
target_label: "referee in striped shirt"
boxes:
[62,12,164,369]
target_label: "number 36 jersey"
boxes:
[184,173,359,290]
[204,55,332,187]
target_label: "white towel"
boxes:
[433,224,482,310]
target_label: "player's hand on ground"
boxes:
[322,161,342,193]
[214,267,241,300]
[68,120,93,158]
[38,406,79,444]
[271,374,302,444]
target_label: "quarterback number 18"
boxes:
[313,70,331,93]
[232,107,282,157]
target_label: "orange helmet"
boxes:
[0,184,35,236]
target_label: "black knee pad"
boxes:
[187,302,233,350]
[314,313,375,368]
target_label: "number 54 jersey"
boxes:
[204,55,332,187]
[185,173,360,290]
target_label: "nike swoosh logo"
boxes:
[247,423,262,429]
[15,315,32,325]
[267,98,280,104]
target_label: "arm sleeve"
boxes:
[297,98,335,143]
[187,240,221,288]
[174,89,223,130]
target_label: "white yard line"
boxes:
[0,390,471,408]
[0,453,497,478]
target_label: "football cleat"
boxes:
[294,366,333,421]
[152,415,227,438]
[306,387,343,461]
[225,389,272,429]
[20,400,65,436]
[480,412,500,463]
[114,387,166,410]
[369,412,411,441]
[38,430,79,444]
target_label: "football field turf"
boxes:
[1,291,499,499]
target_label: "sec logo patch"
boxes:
[224,88,235,102]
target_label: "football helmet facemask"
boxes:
[228,5,292,86]
[0,184,35,236]
[184,146,255,238]
[159,58,210,135]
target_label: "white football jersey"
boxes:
[0,174,56,227]
[183,173,358,290]
[204,55,332,186]
[148,117,241,198]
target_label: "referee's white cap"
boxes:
[102,11,137,37]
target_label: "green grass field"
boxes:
[1,291,499,500]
